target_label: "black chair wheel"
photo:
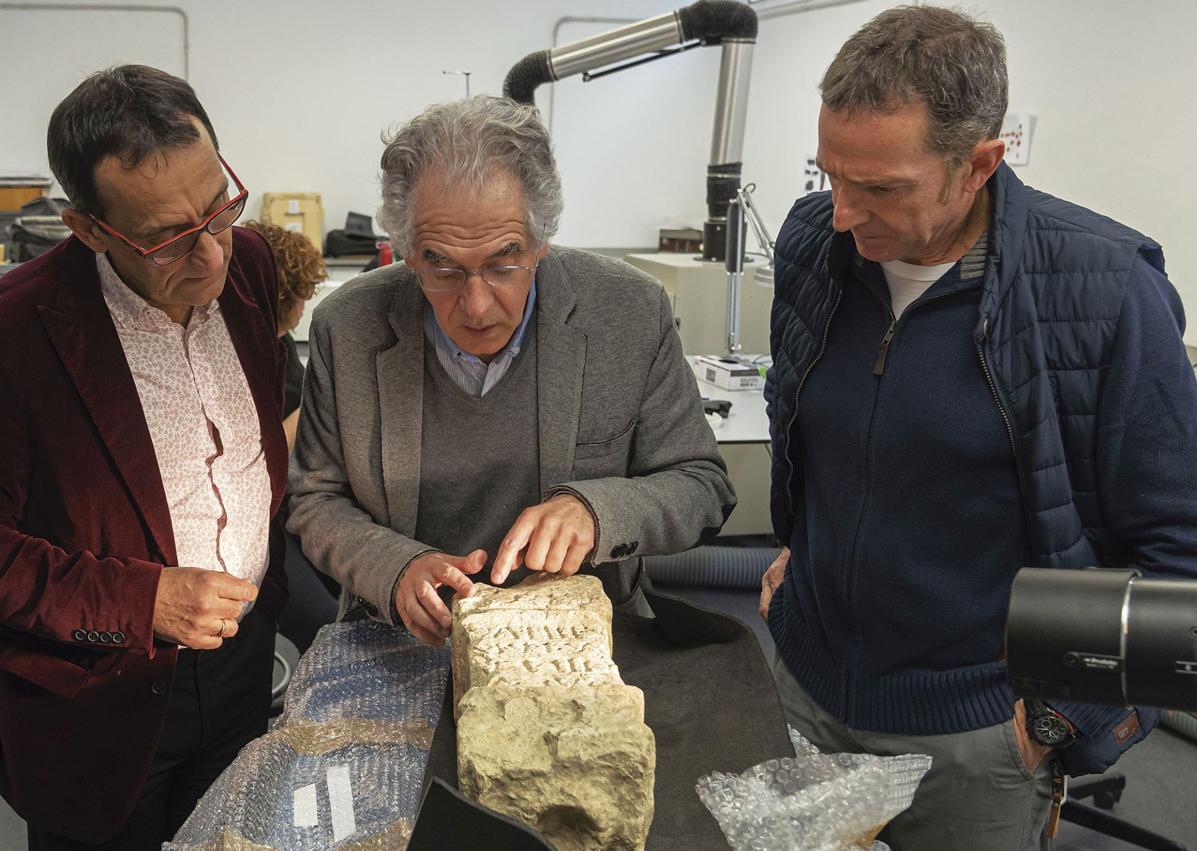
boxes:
[1094,789,1121,809]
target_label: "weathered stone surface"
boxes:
[457,684,655,851]
[454,571,612,619]
[453,609,619,719]
[451,574,615,719]
[453,574,655,851]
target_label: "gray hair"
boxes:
[378,96,563,256]
[820,5,1008,163]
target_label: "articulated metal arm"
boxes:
[504,0,757,262]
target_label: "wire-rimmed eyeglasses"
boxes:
[416,225,546,294]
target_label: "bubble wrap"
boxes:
[165,621,450,850]
[695,728,931,851]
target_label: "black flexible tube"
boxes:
[644,546,777,590]
[677,0,759,42]
[503,50,553,105]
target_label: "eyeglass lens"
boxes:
[422,263,534,292]
[150,193,247,265]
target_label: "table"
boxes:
[688,358,772,537]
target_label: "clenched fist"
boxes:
[153,567,259,650]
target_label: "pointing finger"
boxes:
[492,516,535,584]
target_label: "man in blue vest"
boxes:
[760,6,1197,849]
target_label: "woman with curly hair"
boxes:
[242,219,339,650]
[241,220,325,450]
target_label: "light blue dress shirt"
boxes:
[422,278,537,397]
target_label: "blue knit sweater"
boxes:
[766,164,1197,775]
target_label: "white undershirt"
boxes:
[880,259,955,319]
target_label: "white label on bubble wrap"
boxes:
[327,764,356,841]
[292,783,318,827]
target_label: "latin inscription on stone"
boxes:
[453,574,655,850]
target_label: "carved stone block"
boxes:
[457,684,655,851]
[451,573,614,720]
[453,574,655,850]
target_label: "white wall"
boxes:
[0,0,673,237]
[5,0,1196,337]
[741,0,1197,342]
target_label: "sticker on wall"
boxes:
[1000,110,1034,166]
[802,156,826,196]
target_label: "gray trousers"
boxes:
[772,655,1054,851]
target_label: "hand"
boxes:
[759,547,789,621]
[491,494,596,585]
[396,550,485,646]
[1013,699,1054,773]
[153,567,259,650]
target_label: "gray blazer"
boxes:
[286,246,735,624]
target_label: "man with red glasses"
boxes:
[0,65,288,849]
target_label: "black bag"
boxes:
[323,229,379,257]
[324,210,383,257]
[9,197,70,262]
[11,215,70,262]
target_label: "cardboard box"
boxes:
[260,192,324,252]
[692,355,766,390]
[0,186,47,212]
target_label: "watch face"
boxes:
[1031,715,1071,746]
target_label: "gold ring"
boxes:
[219,618,228,638]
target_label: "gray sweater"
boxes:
[286,246,736,624]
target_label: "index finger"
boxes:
[491,512,537,584]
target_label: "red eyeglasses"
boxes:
[89,154,248,267]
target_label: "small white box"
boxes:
[693,356,765,390]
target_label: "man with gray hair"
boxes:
[761,5,1197,848]
[287,96,734,646]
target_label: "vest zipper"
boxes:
[782,287,843,518]
[976,318,1019,463]
[873,322,896,375]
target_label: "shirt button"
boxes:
[112,631,125,644]
[86,631,99,643]
[151,680,168,695]
[72,629,86,642]
[99,632,112,644]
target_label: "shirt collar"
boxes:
[96,252,218,332]
[425,276,538,364]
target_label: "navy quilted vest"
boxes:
[768,163,1164,569]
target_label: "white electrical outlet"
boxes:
[1000,110,1034,166]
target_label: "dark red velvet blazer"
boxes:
[0,228,289,841]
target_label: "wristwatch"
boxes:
[1024,699,1078,749]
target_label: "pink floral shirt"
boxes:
[98,255,272,600]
